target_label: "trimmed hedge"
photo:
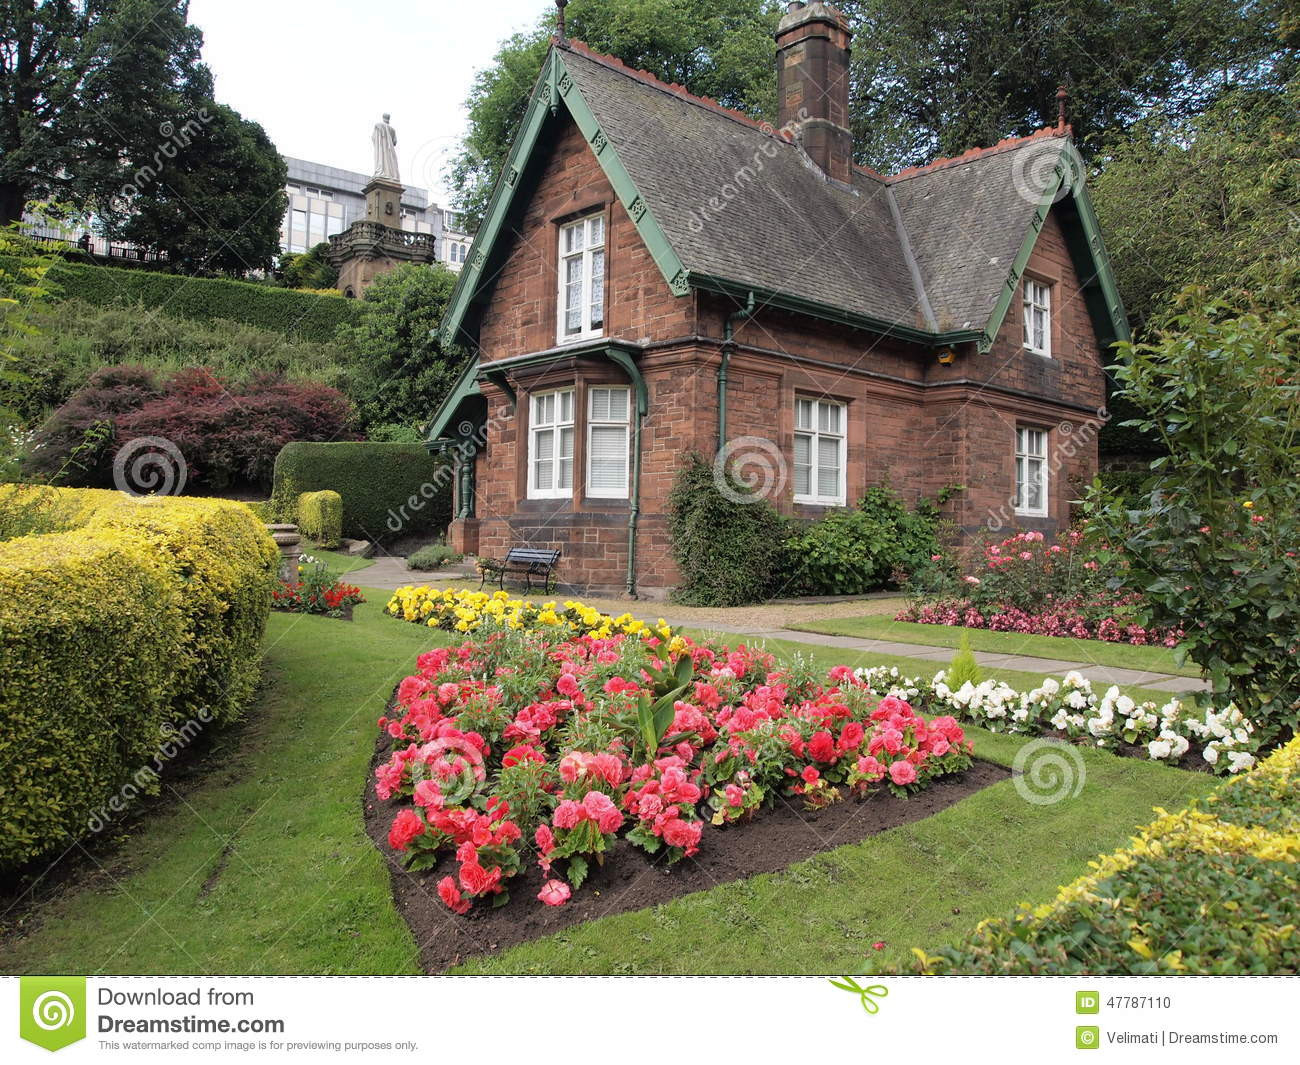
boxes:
[899,737,1300,974]
[271,442,452,542]
[297,489,343,548]
[46,261,364,343]
[0,487,278,869]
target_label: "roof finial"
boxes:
[555,0,568,43]
[1055,84,1069,133]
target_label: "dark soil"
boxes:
[363,733,1009,973]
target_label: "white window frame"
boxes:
[585,385,631,499]
[1022,278,1052,357]
[793,397,847,506]
[527,388,575,500]
[1015,426,1049,516]
[557,213,606,344]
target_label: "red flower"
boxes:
[437,875,470,914]
[538,879,572,906]
[387,808,425,851]
[889,760,917,786]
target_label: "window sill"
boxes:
[1023,346,1053,359]
[1014,509,1049,519]
[557,331,605,347]
[794,497,847,508]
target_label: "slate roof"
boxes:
[561,42,1074,341]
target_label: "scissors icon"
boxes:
[828,977,889,1014]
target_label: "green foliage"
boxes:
[0,297,355,425]
[667,451,786,606]
[45,261,363,343]
[945,631,982,689]
[271,441,452,543]
[333,263,459,432]
[0,486,277,870]
[275,242,339,290]
[1092,77,1300,332]
[636,654,694,759]
[779,485,950,597]
[407,542,460,570]
[0,1,211,225]
[450,0,780,224]
[297,490,343,549]
[1087,287,1300,743]
[103,102,288,275]
[839,0,1291,172]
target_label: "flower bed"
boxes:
[385,585,672,640]
[854,665,1259,774]
[897,735,1300,974]
[372,623,974,916]
[273,554,363,617]
[902,530,1182,647]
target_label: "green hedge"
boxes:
[45,261,364,343]
[271,442,452,542]
[0,487,278,869]
[297,489,343,548]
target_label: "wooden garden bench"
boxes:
[477,547,561,594]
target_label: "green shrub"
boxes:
[779,486,950,597]
[297,489,343,548]
[408,542,460,570]
[45,261,363,343]
[667,452,787,606]
[945,631,983,688]
[894,737,1300,975]
[0,486,277,870]
[271,441,451,543]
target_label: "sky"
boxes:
[187,0,551,206]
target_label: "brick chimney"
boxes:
[775,1,853,185]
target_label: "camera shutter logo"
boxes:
[19,976,86,1051]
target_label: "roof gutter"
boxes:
[719,290,757,450]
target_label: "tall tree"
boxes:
[0,0,212,225]
[450,0,781,226]
[105,101,288,275]
[839,0,1292,171]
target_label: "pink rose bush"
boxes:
[375,629,974,914]
[902,530,1183,647]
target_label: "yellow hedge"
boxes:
[0,487,278,869]
[297,489,342,549]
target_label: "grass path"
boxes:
[788,615,1197,678]
[1,593,1216,975]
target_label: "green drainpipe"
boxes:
[606,348,648,599]
[718,291,757,449]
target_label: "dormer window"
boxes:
[1023,278,1052,357]
[558,213,605,344]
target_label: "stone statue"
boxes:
[372,113,399,182]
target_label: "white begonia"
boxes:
[1227,750,1256,774]
[1203,743,1221,765]
[1147,738,1173,760]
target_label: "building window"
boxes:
[1015,426,1048,516]
[558,213,605,343]
[1023,279,1051,356]
[793,397,846,506]
[528,388,575,499]
[586,386,630,498]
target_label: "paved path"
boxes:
[354,559,1206,695]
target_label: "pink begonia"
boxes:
[538,879,572,906]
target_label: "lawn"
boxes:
[308,546,376,575]
[0,590,1216,976]
[788,614,1198,678]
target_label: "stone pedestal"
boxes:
[266,523,302,582]
[364,176,404,225]
[449,517,480,557]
